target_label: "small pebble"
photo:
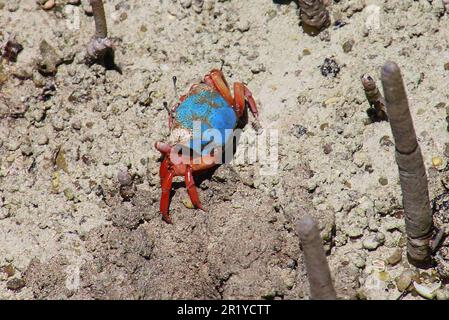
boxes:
[182,198,194,209]
[71,120,82,130]
[52,172,61,192]
[64,188,75,201]
[180,0,192,8]
[51,116,65,131]
[37,134,49,145]
[6,278,25,291]
[251,63,266,74]
[323,97,340,106]
[342,39,354,53]
[319,30,330,42]
[119,12,128,21]
[7,140,21,151]
[395,270,414,292]
[362,233,385,251]
[434,102,446,109]
[292,124,308,138]
[334,20,347,29]
[1,35,23,62]
[286,259,297,270]
[432,156,443,168]
[266,9,277,21]
[1,264,15,277]
[119,185,135,200]
[378,177,388,186]
[192,0,203,13]
[20,144,33,156]
[323,144,332,154]
[43,0,55,10]
[6,2,19,12]
[6,154,16,162]
[55,149,69,173]
[320,57,341,78]
[386,248,402,266]
[140,25,148,33]
[436,288,449,300]
[237,21,250,33]
[33,108,46,122]
[117,170,133,186]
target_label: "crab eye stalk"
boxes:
[172,76,178,94]
[163,101,170,113]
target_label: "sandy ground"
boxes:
[0,0,449,300]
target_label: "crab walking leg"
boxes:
[233,83,245,117]
[185,166,205,211]
[160,170,174,224]
[243,86,259,119]
[159,157,169,185]
[234,83,259,119]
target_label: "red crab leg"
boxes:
[234,82,259,119]
[243,85,259,119]
[160,170,174,224]
[233,83,245,118]
[159,157,169,185]
[185,166,205,211]
[206,69,259,120]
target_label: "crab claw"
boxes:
[155,141,172,155]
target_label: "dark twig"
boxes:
[381,61,433,267]
[297,215,337,300]
[361,74,388,122]
[86,0,116,68]
[297,0,331,35]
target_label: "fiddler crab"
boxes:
[154,69,259,224]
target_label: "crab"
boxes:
[154,69,259,224]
